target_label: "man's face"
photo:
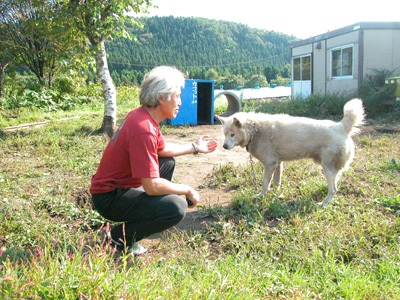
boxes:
[160,90,182,119]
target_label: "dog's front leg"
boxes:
[257,162,278,197]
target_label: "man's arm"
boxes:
[158,136,218,157]
[141,177,199,207]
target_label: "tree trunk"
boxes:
[0,62,8,98]
[95,42,117,138]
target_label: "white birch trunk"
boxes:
[96,41,117,138]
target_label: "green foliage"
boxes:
[116,85,140,112]
[0,71,103,115]
[216,74,246,90]
[359,69,398,117]
[106,16,296,85]
[244,74,269,88]
[213,95,228,115]
[65,0,152,47]
[0,0,85,86]
[270,75,291,87]
[2,71,43,95]
[52,72,88,95]
[263,65,280,82]
[204,68,219,81]
[2,89,89,112]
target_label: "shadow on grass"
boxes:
[72,125,104,137]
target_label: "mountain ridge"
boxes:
[105,16,298,85]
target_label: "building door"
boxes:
[292,55,312,98]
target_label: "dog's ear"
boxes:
[216,115,226,124]
[233,117,242,128]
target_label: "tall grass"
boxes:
[1,95,400,299]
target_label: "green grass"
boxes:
[1,98,400,299]
[214,95,228,115]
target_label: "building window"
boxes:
[331,45,353,78]
[293,55,311,81]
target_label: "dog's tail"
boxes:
[340,98,365,136]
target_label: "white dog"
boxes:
[218,99,365,207]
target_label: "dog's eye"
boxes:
[230,133,235,137]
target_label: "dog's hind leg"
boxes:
[272,162,283,189]
[319,165,340,207]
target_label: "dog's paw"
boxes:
[316,201,328,208]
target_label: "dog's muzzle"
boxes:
[223,142,235,150]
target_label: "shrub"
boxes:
[359,69,397,118]
[0,71,103,114]
[52,72,90,96]
[270,76,290,87]
[116,85,140,112]
[216,74,246,90]
[244,74,269,88]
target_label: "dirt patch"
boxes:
[73,189,94,209]
[155,125,249,234]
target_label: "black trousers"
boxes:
[92,157,187,248]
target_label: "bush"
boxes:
[52,72,90,96]
[270,76,290,87]
[358,69,397,118]
[116,85,140,111]
[0,71,103,113]
[216,74,246,90]
[244,74,269,88]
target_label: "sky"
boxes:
[145,0,399,40]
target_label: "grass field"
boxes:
[1,99,399,299]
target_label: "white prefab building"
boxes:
[290,22,400,98]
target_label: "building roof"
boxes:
[291,22,400,48]
[215,86,291,100]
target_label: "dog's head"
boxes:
[217,114,248,150]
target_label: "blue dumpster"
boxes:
[169,79,215,125]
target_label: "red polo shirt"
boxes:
[90,106,165,194]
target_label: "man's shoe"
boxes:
[128,242,148,256]
[106,232,147,256]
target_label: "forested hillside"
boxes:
[105,16,298,86]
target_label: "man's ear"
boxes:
[158,94,167,103]
[233,117,242,128]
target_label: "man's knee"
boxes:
[164,194,187,223]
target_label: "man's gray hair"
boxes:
[139,66,186,107]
